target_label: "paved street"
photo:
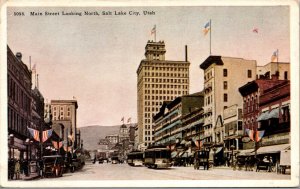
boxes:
[35,161,290,180]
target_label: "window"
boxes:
[224,93,228,102]
[284,71,288,80]
[247,70,252,78]
[224,81,228,89]
[223,69,228,77]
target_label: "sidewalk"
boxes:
[20,172,40,181]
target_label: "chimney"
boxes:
[185,45,188,62]
[16,52,22,61]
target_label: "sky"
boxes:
[7,5,290,127]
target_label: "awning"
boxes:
[267,108,279,119]
[171,151,178,158]
[257,111,269,121]
[180,151,194,158]
[237,149,255,156]
[256,144,290,155]
[215,147,223,154]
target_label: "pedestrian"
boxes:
[8,159,15,180]
[14,160,20,180]
[38,159,44,178]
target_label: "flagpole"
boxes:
[210,19,212,55]
[277,49,279,76]
[155,25,157,42]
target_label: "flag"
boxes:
[151,25,156,35]
[63,146,72,152]
[52,140,63,149]
[255,130,265,142]
[203,21,210,35]
[245,128,254,141]
[42,129,53,143]
[68,134,74,142]
[121,117,124,122]
[252,28,258,33]
[271,50,278,62]
[127,117,131,123]
[28,127,40,142]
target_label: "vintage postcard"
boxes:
[0,0,299,188]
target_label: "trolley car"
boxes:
[144,147,171,169]
[127,151,144,166]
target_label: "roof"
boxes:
[199,56,223,70]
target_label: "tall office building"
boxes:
[50,100,78,147]
[136,40,190,150]
[199,56,257,149]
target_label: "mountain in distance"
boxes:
[79,125,120,151]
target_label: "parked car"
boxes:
[42,155,64,177]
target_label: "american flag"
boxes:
[252,28,258,33]
[52,140,63,149]
[203,21,210,35]
[42,129,53,143]
[127,117,131,123]
[27,127,40,142]
[151,25,156,35]
[255,130,265,142]
[271,50,278,62]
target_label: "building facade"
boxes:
[257,62,290,80]
[50,100,79,148]
[153,92,204,147]
[7,46,32,160]
[105,134,119,144]
[199,56,257,150]
[137,40,190,149]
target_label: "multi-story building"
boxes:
[105,134,119,144]
[222,104,243,163]
[153,92,204,148]
[31,87,45,159]
[199,56,257,150]
[137,40,190,149]
[50,100,78,148]
[7,46,32,160]
[257,62,290,80]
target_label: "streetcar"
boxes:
[127,151,144,166]
[144,147,171,169]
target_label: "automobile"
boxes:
[42,155,64,177]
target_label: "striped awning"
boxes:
[257,111,270,121]
[256,144,290,155]
[267,108,279,119]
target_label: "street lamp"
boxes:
[230,145,235,167]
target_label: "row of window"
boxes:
[144,137,154,141]
[144,78,188,83]
[144,84,188,89]
[8,107,29,137]
[144,101,163,106]
[144,66,188,72]
[145,90,185,95]
[221,69,252,78]
[144,107,160,112]
[144,72,188,77]
[53,106,71,111]
[8,76,31,113]
[144,94,187,100]
[145,130,154,135]
[53,111,71,117]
